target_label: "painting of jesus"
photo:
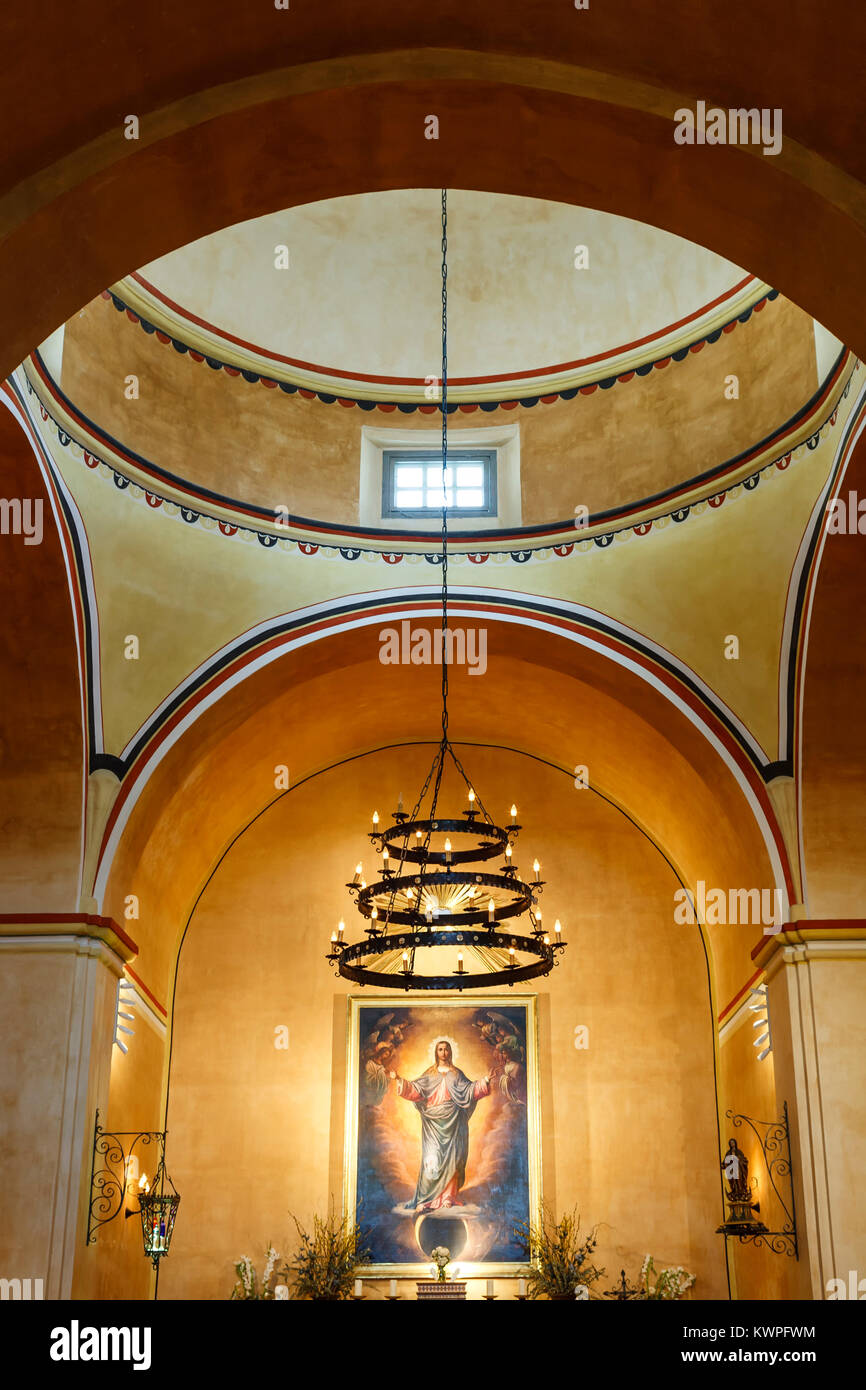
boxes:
[345,997,540,1273]
[392,1038,493,1211]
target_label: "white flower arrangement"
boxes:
[431,1246,451,1282]
[639,1253,696,1301]
[231,1244,281,1300]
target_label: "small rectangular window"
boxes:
[382,449,497,519]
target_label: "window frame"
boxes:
[381,448,498,520]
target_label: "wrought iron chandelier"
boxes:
[326,191,567,991]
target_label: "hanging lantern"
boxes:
[137,1156,181,1268]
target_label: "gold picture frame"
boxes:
[343,994,541,1276]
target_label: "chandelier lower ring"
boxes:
[331,927,562,990]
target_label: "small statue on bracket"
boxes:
[719,1138,766,1231]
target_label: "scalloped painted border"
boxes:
[101,287,780,412]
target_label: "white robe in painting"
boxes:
[396,1064,491,1211]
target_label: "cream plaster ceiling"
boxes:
[133,190,754,388]
[26,368,857,765]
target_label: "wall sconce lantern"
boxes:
[135,1157,181,1268]
[87,1110,181,1268]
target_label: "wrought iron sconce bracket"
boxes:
[86,1108,166,1246]
[716,1101,798,1258]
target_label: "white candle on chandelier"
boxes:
[425,904,434,923]
[468,788,475,807]
[543,933,550,945]
[406,886,414,900]
[371,906,378,921]
[535,909,542,928]
[416,829,422,839]
[508,946,516,965]
[353,863,362,884]
[397,793,404,814]
[533,858,540,881]
[401,952,409,974]
[555,918,562,939]
[330,930,338,944]
[457,952,464,974]
[382,847,390,870]
[510,804,518,825]
[337,920,345,941]
[444,838,452,864]
[505,843,512,860]
[372,810,379,828]
[488,898,495,920]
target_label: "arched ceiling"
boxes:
[0,5,864,374]
[128,191,755,393]
[101,622,780,1014]
[1,0,864,995]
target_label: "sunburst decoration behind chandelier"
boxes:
[326,190,567,991]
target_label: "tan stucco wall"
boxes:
[155,746,729,1300]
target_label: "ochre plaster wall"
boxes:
[60,291,817,525]
[0,937,119,1298]
[801,432,866,918]
[156,746,729,1300]
[102,630,780,1023]
[72,1002,167,1300]
[0,406,82,911]
[717,1013,812,1299]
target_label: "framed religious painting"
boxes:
[343,995,541,1275]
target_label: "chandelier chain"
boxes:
[440,188,449,750]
